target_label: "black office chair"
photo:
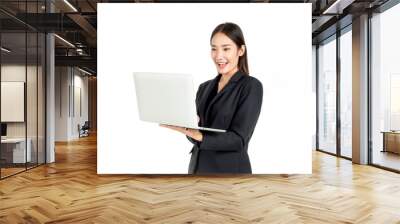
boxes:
[79,121,90,138]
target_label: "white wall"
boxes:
[1,65,38,138]
[55,66,69,141]
[98,3,312,174]
[55,67,89,141]
[72,72,89,138]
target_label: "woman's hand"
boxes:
[159,124,203,142]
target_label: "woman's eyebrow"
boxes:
[211,44,233,47]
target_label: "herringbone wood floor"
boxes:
[1,134,400,223]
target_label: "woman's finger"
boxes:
[160,124,189,134]
[159,124,197,139]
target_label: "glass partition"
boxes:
[0,1,46,179]
[317,35,337,155]
[26,0,44,169]
[27,31,38,169]
[1,31,28,177]
[38,32,45,165]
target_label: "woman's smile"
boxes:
[217,62,228,70]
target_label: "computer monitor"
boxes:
[1,123,7,137]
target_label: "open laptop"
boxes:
[133,72,226,133]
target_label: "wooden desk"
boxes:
[1,138,32,163]
[381,131,400,154]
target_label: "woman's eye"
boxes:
[223,48,230,51]
[211,48,216,51]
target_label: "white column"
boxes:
[46,1,55,163]
[352,14,369,164]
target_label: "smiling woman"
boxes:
[211,23,248,78]
[161,22,263,174]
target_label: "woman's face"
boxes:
[211,32,245,77]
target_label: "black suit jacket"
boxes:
[188,71,263,174]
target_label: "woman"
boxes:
[161,22,263,174]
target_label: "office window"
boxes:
[340,28,352,158]
[371,3,400,171]
[312,45,317,150]
[318,36,337,154]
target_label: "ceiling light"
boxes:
[54,34,75,48]
[323,0,355,14]
[63,0,78,12]
[1,47,11,53]
[78,67,93,76]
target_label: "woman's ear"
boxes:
[239,45,245,56]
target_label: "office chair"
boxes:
[79,121,90,138]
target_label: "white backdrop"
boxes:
[98,3,312,174]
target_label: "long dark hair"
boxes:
[210,22,249,75]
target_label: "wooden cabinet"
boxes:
[382,131,400,154]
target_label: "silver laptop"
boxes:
[133,72,226,133]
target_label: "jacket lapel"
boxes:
[204,71,244,125]
[198,76,219,124]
